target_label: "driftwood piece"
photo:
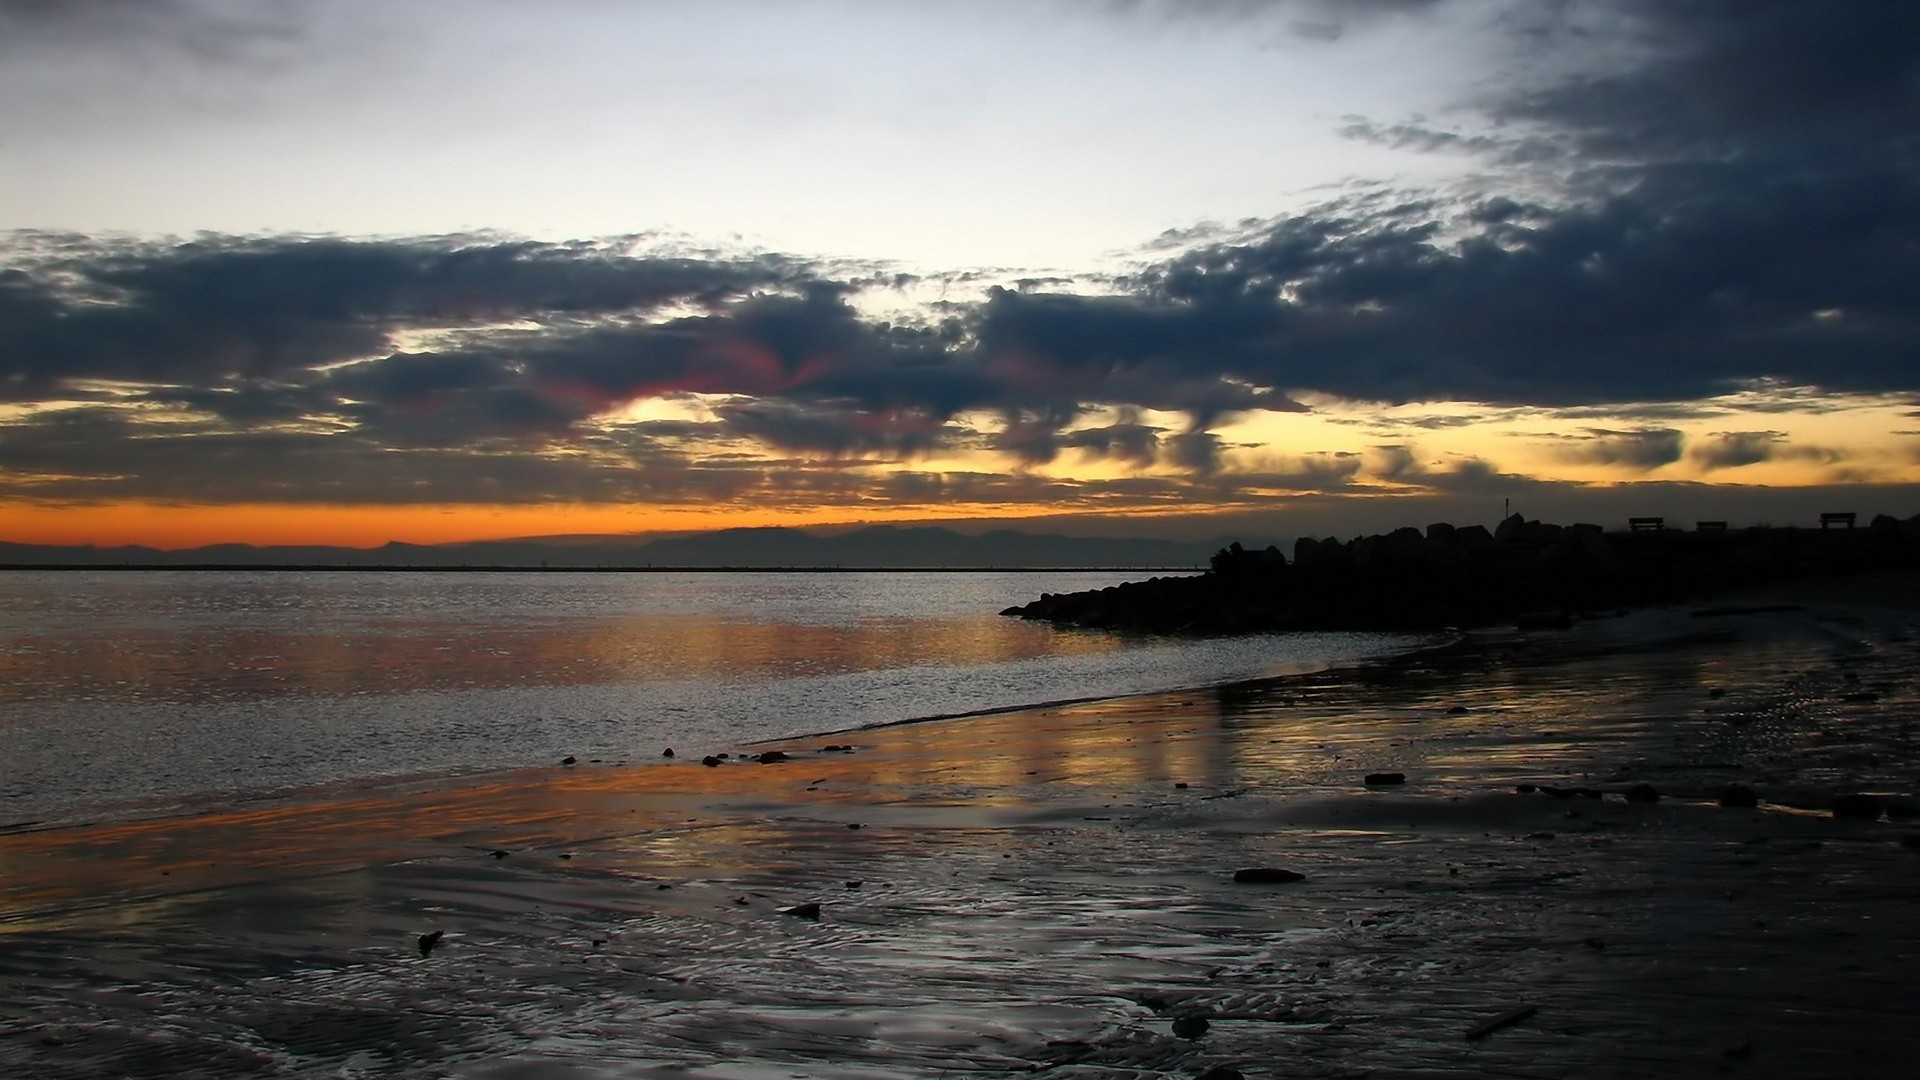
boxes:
[1464,1004,1538,1040]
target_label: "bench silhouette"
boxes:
[1820,512,1856,529]
[1628,517,1665,532]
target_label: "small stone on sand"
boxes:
[1233,867,1305,884]
[1171,1015,1210,1039]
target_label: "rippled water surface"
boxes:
[0,570,1424,823]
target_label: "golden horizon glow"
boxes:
[5,391,1916,550]
[0,499,1146,550]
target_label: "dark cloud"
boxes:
[3,1,1916,520]
[1164,431,1225,474]
[712,398,953,459]
[1338,117,1521,159]
[1495,0,1920,163]
[0,234,800,395]
[1233,452,1363,493]
[0,0,302,60]
[0,403,829,508]
[1550,427,1684,471]
[1690,431,1848,473]
[1690,431,1784,471]
[1060,417,1163,467]
[1551,402,1732,422]
[997,1,1920,413]
[1366,443,1530,496]
[1097,0,1450,40]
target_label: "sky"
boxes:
[2,0,1918,548]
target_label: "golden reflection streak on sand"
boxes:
[0,690,1291,929]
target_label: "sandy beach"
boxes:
[5,577,1920,1078]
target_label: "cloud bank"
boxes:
[2,0,1916,524]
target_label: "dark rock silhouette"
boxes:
[417,930,444,957]
[1002,513,1920,634]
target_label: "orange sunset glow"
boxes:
[0,500,1056,551]
[3,1,1917,555]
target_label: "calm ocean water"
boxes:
[0,570,1425,825]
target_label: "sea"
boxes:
[0,569,1426,827]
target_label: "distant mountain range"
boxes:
[0,525,1220,570]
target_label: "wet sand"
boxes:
[4,579,1920,1078]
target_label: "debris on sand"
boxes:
[1171,1015,1210,1039]
[1233,867,1305,884]
[1464,1004,1538,1040]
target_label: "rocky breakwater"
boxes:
[1002,513,1920,635]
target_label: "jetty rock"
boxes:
[1002,513,1920,635]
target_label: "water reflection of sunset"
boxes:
[0,609,1126,707]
